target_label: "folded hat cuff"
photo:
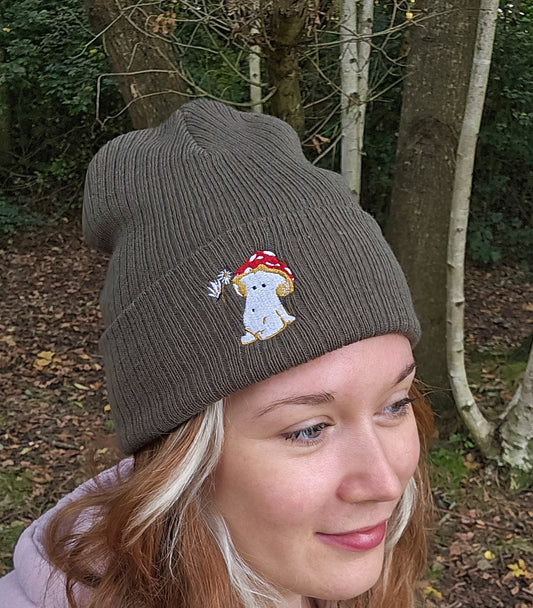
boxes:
[100,204,420,454]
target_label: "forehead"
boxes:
[226,334,414,414]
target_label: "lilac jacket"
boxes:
[0,460,131,607]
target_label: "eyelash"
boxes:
[282,398,414,446]
[283,423,330,446]
[381,397,415,418]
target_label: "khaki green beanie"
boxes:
[82,99,420,455]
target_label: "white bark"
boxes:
[249,1,262,113]
[356,0,373,158]
[249,46,262,113]
[446,0,499,458]
[501,343,533,486]
[340,0,373,198]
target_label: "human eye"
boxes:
[283,422,330,446]
[380,397,414,419]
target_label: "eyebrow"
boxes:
[254,392,335,419]
[254,360,417,419]
[397,361,417,384]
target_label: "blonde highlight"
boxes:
[45,385,433,608]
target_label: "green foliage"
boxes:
[360,2,405,222]
[470,2,533,266]
[429,433,475,490]
[0,469,32,575]
[0,520,26,575]
[0,0,125,222]
[0,190,43,237]
[429,447,470,490]
[468,211,533,266]
[0,0,531,264]
[179,21,248,104]
[509,467,533,491]
[0,469,32,509]
[303,0,407,222]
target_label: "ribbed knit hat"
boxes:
[83,99,420,454]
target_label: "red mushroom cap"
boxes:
[233,250,294,286]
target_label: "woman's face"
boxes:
[212,334,420,605]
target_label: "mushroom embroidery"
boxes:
[208,251,296,345]
[233,250,295,344]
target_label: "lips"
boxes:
[316,521,387,552]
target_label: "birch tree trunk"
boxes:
[446,0,499,458]
[249,47,262,113]
[340,0,373,198]
[86,0,188,129]
[340,0,359,194]
[356,0,372,140]
[265,0,307,136]
[501,343,533,488]
[249,1,263,113]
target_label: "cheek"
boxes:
[213,444,318,530]
[392,419,421,486]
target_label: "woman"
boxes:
[0,100,433,607]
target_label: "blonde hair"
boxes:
[45,385,433,608]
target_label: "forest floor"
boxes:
[1,221,533,607]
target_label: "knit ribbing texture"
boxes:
[83,99,420,454]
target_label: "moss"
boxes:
[0,520,27,576]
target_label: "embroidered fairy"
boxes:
[208,250,295,345]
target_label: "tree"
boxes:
[501,342,533,489]
[264,0,308,136]
[340,0,374,198]
[86,0,188,129]
[385,0,481,421]
[446,0,499,458]
[468,1,533,267]
[436,0,532,488]
[0,48,10,166]
[248,0,263,113]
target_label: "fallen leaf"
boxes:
[73,382,90,390]
[507,559,532,579]
[34,358,51,368]
[423,585,442,599]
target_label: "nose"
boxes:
[335,429,405,504]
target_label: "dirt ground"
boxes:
[1,221,532,606]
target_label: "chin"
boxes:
[302,548,386,602]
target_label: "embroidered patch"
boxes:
[208,250,295,345]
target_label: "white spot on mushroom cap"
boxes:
[249,253,257,262]
[285,267,292,275]
[263,250,276,256]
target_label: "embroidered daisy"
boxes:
[218,269,233,285]
[208,279,222,299]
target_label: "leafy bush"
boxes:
[0,0,126,218]
[468,212,533,265]
[0,190,42,237]
[470,3,533,266]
